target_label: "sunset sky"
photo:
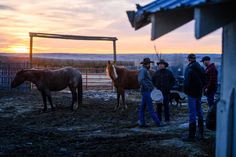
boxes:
[0,0,222,54]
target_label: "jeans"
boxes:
[206,92,216,108]
[188,96,203,123]
[139,92,161,126]
[157,94,170,121]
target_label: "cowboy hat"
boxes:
[156,59,169,67]
[140,57,154,64]
[201,56,211,62]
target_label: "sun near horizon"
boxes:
[5,45,28,54]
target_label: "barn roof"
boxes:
[127,0,234,40]
[132,0,207,15]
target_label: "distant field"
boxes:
[0,53,222,91]
[0,55,135,69]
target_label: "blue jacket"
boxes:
[184,61,205,98]
[138,66,154,93]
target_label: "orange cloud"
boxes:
[0,0,222,54]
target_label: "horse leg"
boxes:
[70,87,78,111]
[77,78,83,106]
[40,91,47,112]
[114,89,120,111]
[176,100,179,107]
[47,92,55,111]
[121,90,127,110]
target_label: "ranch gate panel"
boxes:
[0,62,113,91]
[0,62,31,91]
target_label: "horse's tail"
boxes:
[77,77,83,106]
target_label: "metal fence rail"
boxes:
[80,68,113,90]
[0,63,113,91]
[0,62,31,91]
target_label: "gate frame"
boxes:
[29,32,118,67]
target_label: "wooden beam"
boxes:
[29,32,117,41]
[216,21,236,157]
[126,11,135,28]
[113,40,117,62]
[29,36,33,68]
[195,2,236,39]
[28,32,118,66]
[151,9,193,40]
[227,88,235,157]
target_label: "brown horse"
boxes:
[106,61,140,110]
[11,67,83,112]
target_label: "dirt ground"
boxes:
[0,90,215,157]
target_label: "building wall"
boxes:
[216,21,236,157]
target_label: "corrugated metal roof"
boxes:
[140,0,207,13]
[127,0,210,30]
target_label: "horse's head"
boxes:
[106,61,118,80]
[11,70,27,88]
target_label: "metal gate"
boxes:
[0,62,31,91]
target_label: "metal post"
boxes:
[86,69,88,90]
[29,36,33,68]
[113,40,117,62]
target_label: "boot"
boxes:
[196,119,204,140]
[182,122,196,142]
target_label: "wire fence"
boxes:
[0,62,113,92]
[0,62,31,91]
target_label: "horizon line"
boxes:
[0,52,222,55]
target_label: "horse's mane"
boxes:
[115,65,125,69]
[114,66,126,71]
[24,68,49,72]
[20,69,49,78]
[115,66,138,73]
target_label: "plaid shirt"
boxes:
[204,63,218,92]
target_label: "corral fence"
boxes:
[0,62,31,91]
[0,62,113,92]
[80,68,113,90]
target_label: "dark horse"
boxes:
[11,67,83,112]
[106,61,139,110]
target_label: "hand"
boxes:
[204,88,208,93]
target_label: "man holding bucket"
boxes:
[138,58,163,127]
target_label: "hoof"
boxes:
[113,105,118,111]
[72,104,78,111]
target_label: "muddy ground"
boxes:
[0,90,215,157]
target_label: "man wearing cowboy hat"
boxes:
[152,59,175,123]
[138,57,162,127]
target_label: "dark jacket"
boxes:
[204,63,218,94]
[152,69,175,94]
[184,61,205,98]
[138,66,154,93]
